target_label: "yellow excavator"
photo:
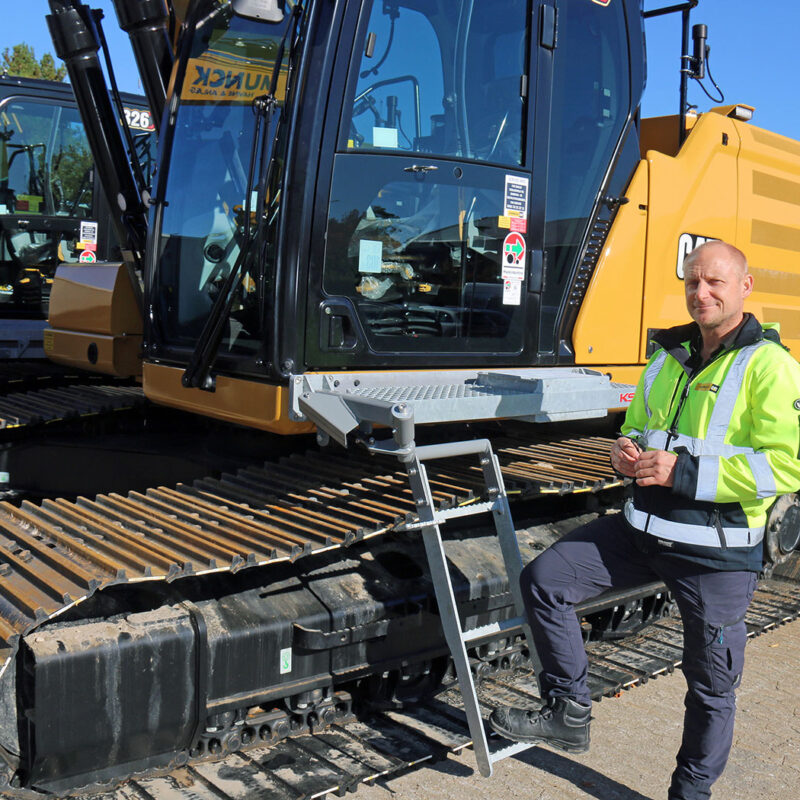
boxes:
[1,0,799,795]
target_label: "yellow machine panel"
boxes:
[574,106,800,385]
[143,362,315,435]
[734,123,800,354]
[571,161,648,370]
[46,263,144,377]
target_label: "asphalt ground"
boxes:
[354,620,800,800]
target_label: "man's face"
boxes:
[684,246,753,335]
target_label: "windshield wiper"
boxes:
[181,4,302,391]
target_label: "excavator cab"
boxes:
[143,0,644,427]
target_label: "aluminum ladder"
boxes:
[401,438,541,777]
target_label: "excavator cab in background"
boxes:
[0,74,155,356]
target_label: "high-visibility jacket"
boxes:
[621,314,800,571]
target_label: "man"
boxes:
[489,241,800,800]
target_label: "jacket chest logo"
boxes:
[694,383,719,393]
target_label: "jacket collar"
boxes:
[651,313,773,375]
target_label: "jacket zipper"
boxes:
[712,508,728,551]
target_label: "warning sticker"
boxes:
[591,0,611,6]
[504,175,529,219]
[503,279,522,306]
[79,220,98,245]
[502,231,526,277]
[509,217,527,234]
[79,250,97,263]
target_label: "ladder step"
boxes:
[462,616,525,644]
[434,500,500,522]
[399,500,501,531]
[488,739,536,763]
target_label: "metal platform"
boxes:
[292,369,633,449]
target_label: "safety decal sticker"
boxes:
[79,251,97,263]
[591,0,611,6]
[502,231,526,305]
[502,231,526,278]
[504,175,529,219]
[279,647,292,675]
[79,220,98,246]
[503,279,522,306]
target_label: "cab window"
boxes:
[0,101,93,217]
[343,0,529,166]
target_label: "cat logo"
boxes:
[676,233,718,279]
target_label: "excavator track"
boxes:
[0,433,622,663]
[0,361,133,396]
[5,434,800,799]
[65,565,800,800]
[0,383,145,432]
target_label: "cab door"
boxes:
[305,0,541,369]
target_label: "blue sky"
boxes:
[4,0,800,140]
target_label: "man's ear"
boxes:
[742,273,754,299]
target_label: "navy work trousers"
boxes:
[520,512,757,800]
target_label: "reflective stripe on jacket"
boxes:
[621,315,800,570]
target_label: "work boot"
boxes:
[488,696,591,753]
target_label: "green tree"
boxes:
[1,43,67,82]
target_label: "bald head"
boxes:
[684,240,749,281]
[683,240,753,345]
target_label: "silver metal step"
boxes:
[462,616,527,644]
[293,367,633,448]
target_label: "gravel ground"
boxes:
[354,622,800,800]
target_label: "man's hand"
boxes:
[610,437,640,478]
[634,449,677,487]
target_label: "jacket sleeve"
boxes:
[619,355,655,441]
[673,349,800,503]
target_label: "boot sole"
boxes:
[488,717,589,754]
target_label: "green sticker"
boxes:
[279,647,292,675]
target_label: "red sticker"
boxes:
[502,231,526,267]
[509,217,527,234]
[592,0,611,6]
